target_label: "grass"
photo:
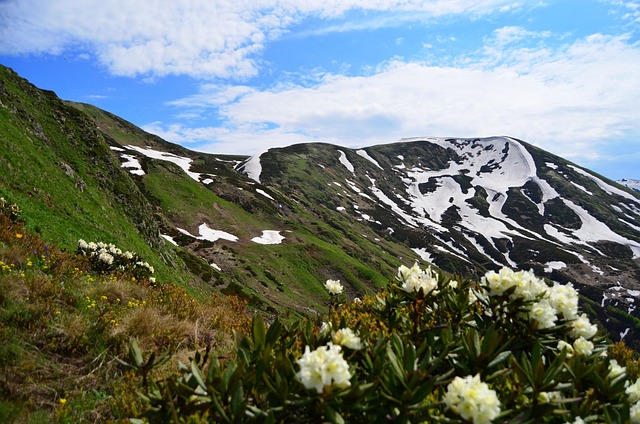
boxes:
[0,206,253,422]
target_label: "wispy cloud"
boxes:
[0,0,532,79]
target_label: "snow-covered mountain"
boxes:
[618,178,640,193]
[238,137,640,335]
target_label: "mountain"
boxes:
[619,178,640,193]
[1,64,640,346]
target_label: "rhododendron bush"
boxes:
[126,265,638,423]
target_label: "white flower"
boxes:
[87,242,97,250]
[569,313,598,340]
[397,263,438,294]
[78,239,88,250]
[627,379,640,404]
[123,251,134,259]
[332,328,362,350]
[296,343,351,393]
[572,417,586,424]
[573,337,594,356]
[557,340,575,358]
[324,279,344,295]
[528,299,557,329]
[631,401,640,424]
[538,391,563,403]
[98,252,114,265]
[608,359,626,380]
[483,268,550,303]
[149,277,156,283]
[444,374,501,424]
[547,282,579,320]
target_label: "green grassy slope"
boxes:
[0,66,199,286]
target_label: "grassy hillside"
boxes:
[0,66,197,286]
[0,200,252,422]
[1,65,421,318]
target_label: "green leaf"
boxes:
[265,318,282,346]
[230,380,244,416]
[130,338,143,368]
[324,404,345,424]
[252,314,266,348]
[488,350,512,369]
[190,360,207,392]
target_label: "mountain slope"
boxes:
[2,64,640,347]
[240,137,640,343]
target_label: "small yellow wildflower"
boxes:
[58,398,67,406]
[15,233,23,239]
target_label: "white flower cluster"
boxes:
[332,328,363,350]
[627,378,640,423]
[324,279,344,295]
[78,239,154,277]
[296,343,351,393]
[79,240,124,265]
[481,268,597,345]
[444,374,501,424]
[397,263,439,294]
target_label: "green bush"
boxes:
[125,265,638,423]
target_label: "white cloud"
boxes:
[152,33,640,166]
[0,0,530,78]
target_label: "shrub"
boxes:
[125,265,637,423]
[77,239,154,280]
[0,197,22,223]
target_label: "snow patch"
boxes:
[570,165,639,202]
[210,262,222,271]
[356,149,383,170]
[238,151,265,183]
[412,248,434,263]
[160,234,178,246]
[338,150,355,173]
[621,328,630,340]
[202,178,214,185]
[570,181,593,195]
[126,145,201,181]
[256,188,274,200]
[178,224,238,242]
[544,261,566,273]
[251,230,285,245]
[120,154,145,176]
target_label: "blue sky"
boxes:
[1,0,639,180]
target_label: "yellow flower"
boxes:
[58,398,67,405]
[15,233,23,239]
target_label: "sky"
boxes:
[1,0,639,180]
